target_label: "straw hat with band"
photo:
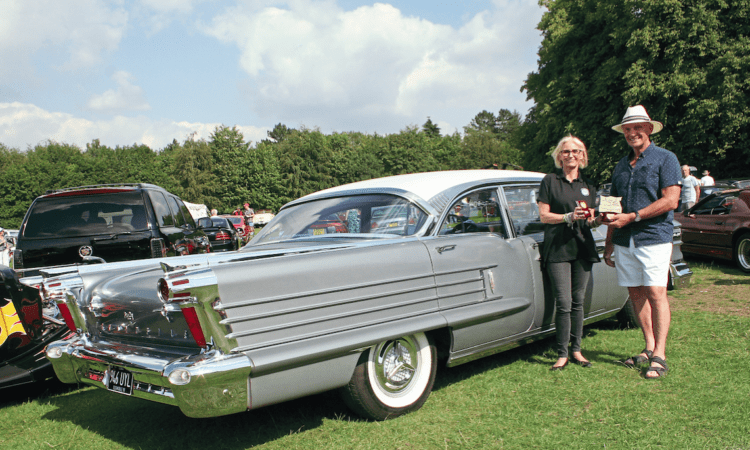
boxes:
[611,105,663,134]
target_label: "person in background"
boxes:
[700,170,715,187]
[232,206,242,216]
[243,203,255,226]
[210,209,218,216]
[604,105,681,379]
[679,165,700,212]
[0,228,8,266]
[538,135,602,371]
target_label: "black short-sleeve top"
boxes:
[537,171,600,264]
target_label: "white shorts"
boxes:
[614,238,672,287]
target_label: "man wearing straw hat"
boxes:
[603,105,682,379]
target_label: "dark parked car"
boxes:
[699,182,733,200]
[222,215,254,243]
[42,170,692,420]
[1,183,210,390]
[676,188,750,272]
[13,183,210,276]
[197,217,242,252]
[716,178,750,189]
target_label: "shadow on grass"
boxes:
[0,377,79,409]
[41,385,358,449]
[35,322,637,448]
[684,254,745,276]
[433,318,636,389]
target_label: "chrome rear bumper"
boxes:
[670,261,692,290]
[46,336,253,418]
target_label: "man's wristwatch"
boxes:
[634,211,641,222]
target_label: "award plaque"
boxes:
[599,196,622,222]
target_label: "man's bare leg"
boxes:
[644,285,670,378]
[628,286,655,361]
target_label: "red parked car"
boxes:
[221,215,253,242]
[676,188,750,272]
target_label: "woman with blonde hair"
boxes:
[538,135,602,370]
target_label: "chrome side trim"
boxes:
[446,309,620,367]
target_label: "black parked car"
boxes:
[13,183,210,276]
[2,183,210,390]
[197,216,242,252]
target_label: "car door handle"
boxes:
[436,245,456,254]
[714,221,725,225]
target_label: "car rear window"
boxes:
[23,192,149,238]
[211,218,230,227]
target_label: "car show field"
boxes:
[0,256,747,450]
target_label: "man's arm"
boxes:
[607,184,681,229]
[694,179,700,200]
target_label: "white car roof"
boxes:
[312,170,543,200]
[289,170,545,216]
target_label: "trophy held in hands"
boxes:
[599,196,622,223]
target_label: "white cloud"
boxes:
[0,102,268,151]
[87,71,151,113]
[202,0,543,133]
[135,0,207,33]
[0,0,128,79]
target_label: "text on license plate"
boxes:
[107,366,134,395]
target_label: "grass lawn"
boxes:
[1,257,748,449]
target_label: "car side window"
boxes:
[148,191,175,227]
[693,193,739,215]
[167,196,187,227]
[439,188,507,237]
[502,185,544,236]
[178,201,197,229]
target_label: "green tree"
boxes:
[520,0,750,182]
[171,137,218,205]
[210,126,251,210]
[422,117,441,138]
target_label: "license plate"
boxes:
[107,366,134,395]
[313,228,325,235]
[387,222,398,227]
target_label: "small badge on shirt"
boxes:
[581,188,590,197]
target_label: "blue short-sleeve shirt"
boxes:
[610,143,682,247]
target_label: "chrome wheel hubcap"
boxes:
[374,337,418,394]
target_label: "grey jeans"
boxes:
[546,260,593,358]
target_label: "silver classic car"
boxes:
[43,170,692,420]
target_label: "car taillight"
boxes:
[181,306,207,348]
[151,238,166,258]
[13,248,23,268]
[57,303,78,333]
[157,277,191,302]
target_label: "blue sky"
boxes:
[0,0,545,150]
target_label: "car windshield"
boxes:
[23,192,148,238]
[251,194,428,244]
[210,218,230,227]
[225,216,243,225]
